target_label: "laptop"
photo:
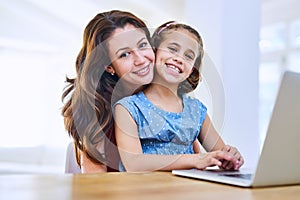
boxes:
[172,71,300,187]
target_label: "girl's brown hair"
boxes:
[151,21,204,95]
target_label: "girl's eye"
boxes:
[185,53,194,60]
[168,46,177,53]
[119,51,131,58]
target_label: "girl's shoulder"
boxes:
[183,93,204,104]
[114,91,148,111]
[116,91,143,103]
[183,94,207,111]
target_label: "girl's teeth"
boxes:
[169,65,180,72]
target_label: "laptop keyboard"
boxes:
[219,173,253,180]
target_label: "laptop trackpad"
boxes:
[220,173,253,180]
[205,168,253,180]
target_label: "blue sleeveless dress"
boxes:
[115,91,207,171]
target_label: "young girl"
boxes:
[114,21,244,172]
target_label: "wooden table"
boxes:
[0,172,299,200]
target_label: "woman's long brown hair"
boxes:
[61,10,151,171]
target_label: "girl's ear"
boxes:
[105,65,115,75]
[189,67,195,76]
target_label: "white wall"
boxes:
[185,0,260,168]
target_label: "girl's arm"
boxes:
[193,139,202,154]
[114,104,236,172]
[199,114,244,170]
[198,114,225,152]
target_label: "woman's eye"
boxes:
[120,52,130,58]
[139,42,148,48]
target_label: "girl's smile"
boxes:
[154,29,199,86]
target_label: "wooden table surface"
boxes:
[0,172,300,200]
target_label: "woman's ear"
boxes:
[105,65,115,75]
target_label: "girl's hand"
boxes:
[220,145,244,170]
[193,151,239,170]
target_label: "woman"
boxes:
[62,10,155,173]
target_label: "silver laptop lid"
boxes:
[252,71,300,187]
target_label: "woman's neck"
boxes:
[111,79,145,104]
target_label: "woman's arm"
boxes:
[80,151,107,173]
[114,104,237,172]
